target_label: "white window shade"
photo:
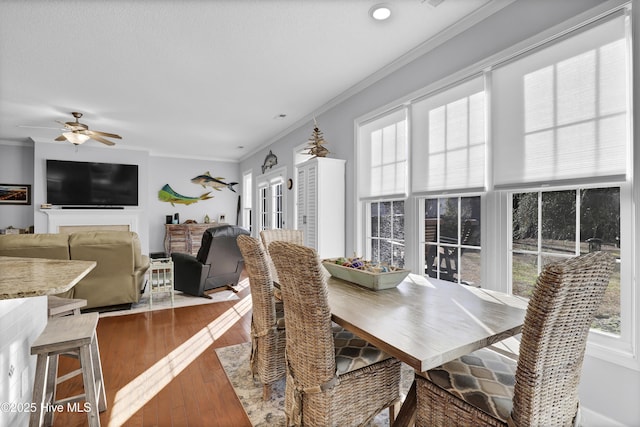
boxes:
[492,15,628,188]
[358,108,408,198]
[411,76,485,193]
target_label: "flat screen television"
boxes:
[46,159,139,207]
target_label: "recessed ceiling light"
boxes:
[369,4,391,21]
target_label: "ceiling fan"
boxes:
[54,112,121,146]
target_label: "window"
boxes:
[357,108,408,199]
[358,109,408,261]
[422,196,481,286]
[272,180,284,229]
[409,76,486,284]
[492,15,627,187]
[493,13,630,347]
[412,76,485,193]
[259,185,268,231]
[368,200,405,268]
[242,171,252,232]
[511,187,621,335]
[257,169,285,231]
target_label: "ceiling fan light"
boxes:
[63,131,90,145]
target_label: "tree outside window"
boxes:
[369,200,404,268]
[512,187,620,335]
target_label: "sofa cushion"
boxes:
[0,233,70,260]
[69,231,139,308]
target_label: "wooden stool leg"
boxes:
[79,344,100,427]
[90,334,107,411]
[29,354,48,427]
[43,354,59,426]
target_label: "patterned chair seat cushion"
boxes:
[332,324,393,375]
[425,347,517,422]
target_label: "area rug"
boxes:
[98,278,246,317]
[216,341,415,426]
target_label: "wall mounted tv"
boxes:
[46,159,139,207]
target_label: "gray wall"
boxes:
[239,0,638,425]
[0,142,34,230]
[148,156,241,253]
[0,140,240,254]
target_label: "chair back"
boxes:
[197,224,249,271]
[260,229,303,282]
[237,235,277,339]
[512,251,614,426]
[269,241,336,388]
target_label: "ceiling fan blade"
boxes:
[87,130,122,139]
[56,120,85,131]
[54,134,67,141]
[89,134,116,146]
[17,125,62,130]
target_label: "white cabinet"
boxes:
[296,157,345,258]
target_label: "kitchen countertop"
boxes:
[0,256,96,300]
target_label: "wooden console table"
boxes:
[164,223,216,256]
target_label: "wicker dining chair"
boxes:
[236,235,286,400]
[269,241,401,427]
[415,251,615,427]
[260,229,304,283]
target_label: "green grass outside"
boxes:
[512,254,621,335]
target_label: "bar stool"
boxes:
[46,296,89,398]
[30,312,107,427]
[47,295,87,317]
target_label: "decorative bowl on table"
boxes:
[321,258,410,291]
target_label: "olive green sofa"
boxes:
[0,231,150,309]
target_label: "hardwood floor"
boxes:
[52,280,253,427]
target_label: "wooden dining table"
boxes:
[326,273,527,427]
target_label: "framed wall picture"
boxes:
[0,184,31,205]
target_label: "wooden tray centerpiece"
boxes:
[322,257,410,291]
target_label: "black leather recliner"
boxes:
[172,224,250,297]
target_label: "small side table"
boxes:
[148,258,174,309]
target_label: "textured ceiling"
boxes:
[0,0,504,161]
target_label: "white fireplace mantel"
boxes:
[43,208,141,234]
[39,208,149,257]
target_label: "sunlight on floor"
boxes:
[107,295,252,426]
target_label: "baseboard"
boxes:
[581,406,625,427]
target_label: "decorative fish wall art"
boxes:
[191,172,238,192]
[158,184,213,206]
[262,150,277,174]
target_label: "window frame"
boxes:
[242,170,252,233]
[364,199,406,268]
[256,167,286,232]
[506,181,634,367]
[418,193,483,286]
